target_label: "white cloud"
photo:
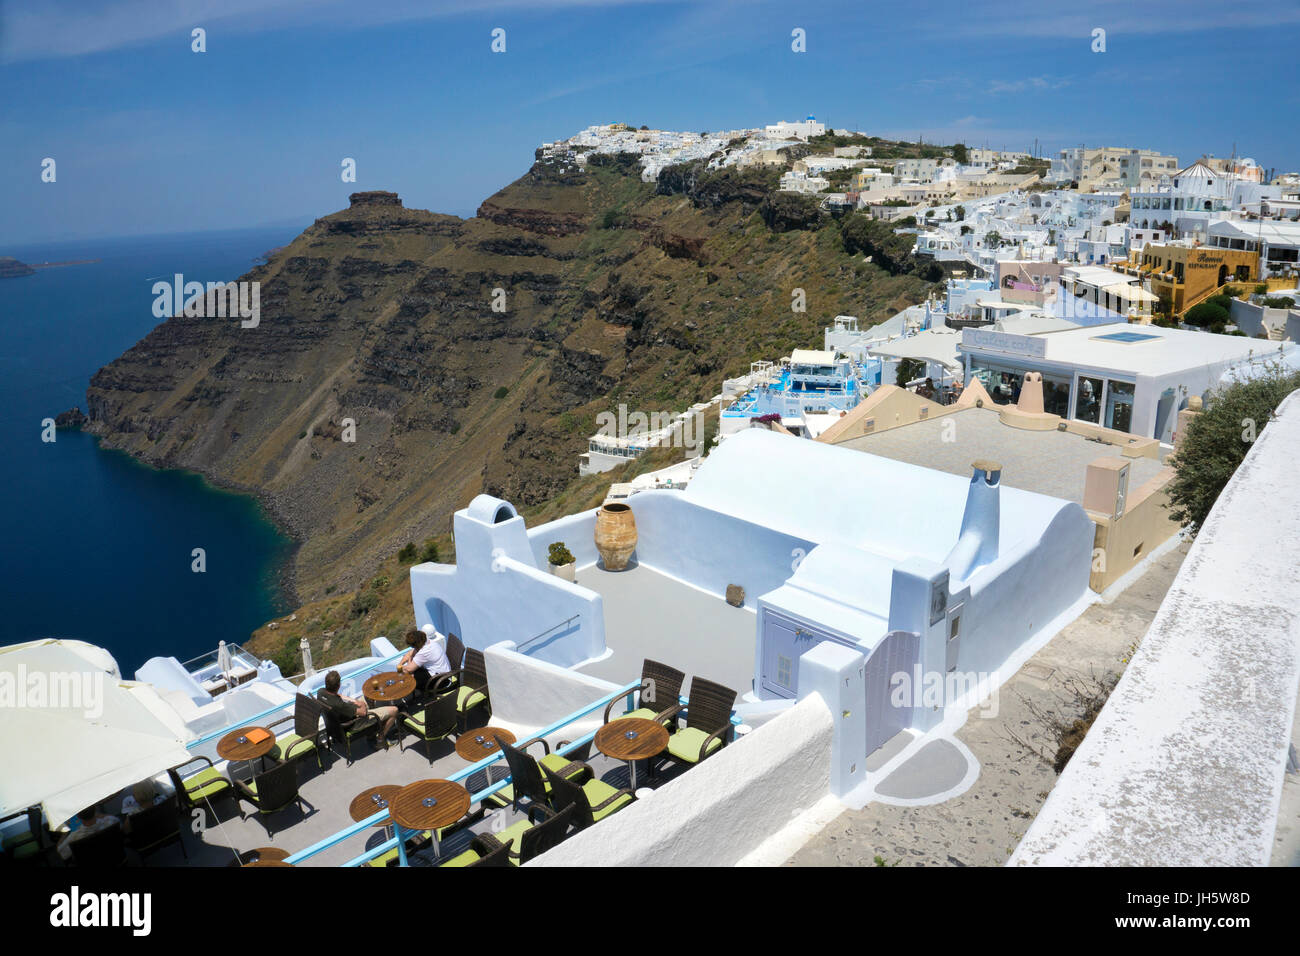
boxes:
[0,0,673,63]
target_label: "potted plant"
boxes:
[548,541,576,582]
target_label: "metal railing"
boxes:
[515,615,581,655]
[184,645,404,752]
[283,679,642,868]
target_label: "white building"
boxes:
[764,116,826,141]
[958,323,1293,442]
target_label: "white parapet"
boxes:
[528,694,834,867]
[1012,388,1300,867]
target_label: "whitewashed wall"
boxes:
[529,693,834,867]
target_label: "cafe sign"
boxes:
[961,328,1048,358]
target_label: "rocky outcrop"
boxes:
[349,190,402,207]
[476,201,587,237]
[0,257,35,278]
[55,406,88,428]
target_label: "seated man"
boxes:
[120,778,173,834]
[57,805,121,861]
[397,626,451,697]
[318,669,398,750]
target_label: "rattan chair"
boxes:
[400,692,458,764]
[475,805,575,866]
[542,766,634,830]
[602,658,686,724]
[445,633,466,672]
[126,796,186,862]
[658,676,737,767]
[2,807,49,864]
[68,822,126,867]
[452,648,490,729]
[268,693,328,770]
[439,834,513,867]
[233,760,309,838]
[168,757,234,817]
[319,700,379,764]
[482,735,592,810]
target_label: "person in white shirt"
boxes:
[57,806,120,861]
[398,626,451,697]
[120,778,173,832]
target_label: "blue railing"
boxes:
[185,647,405,751]
[283,679,641,867]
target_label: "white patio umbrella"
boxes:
[216,639,232,686]
[0,639,196,829]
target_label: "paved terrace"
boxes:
[576,562,757,697]
[115,706,696,867]
[839,406,1167,505]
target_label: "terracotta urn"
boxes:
[594,502,637,571]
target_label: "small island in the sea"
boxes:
[0,255,99,278]
[0,257,35,277]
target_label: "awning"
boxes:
[790,349,838,365]
[868,330,962,371]
[0,639,196,828]
[1102,283,1159,303]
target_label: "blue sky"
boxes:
[2,0,1297,244]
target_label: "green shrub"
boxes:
[548,541,575,565]
[419,539,440,563]
[1166,366,1300,536]
[1263,296,1296,309]
[1184,302,1231,328]
[350,590,379,617]
[1254,283,1269,294]
[493,386,509,399]
[397,542,418,564]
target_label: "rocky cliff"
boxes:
[87,161,938,604]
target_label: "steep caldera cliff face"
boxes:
[87,157,939,602]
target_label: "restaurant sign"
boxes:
[961,328,1048,358]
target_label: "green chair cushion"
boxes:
[538,752,585,779]
[614,707,658,722]
[581,779,634,821]
[185,767,231,799]
[666,727,722,764]
[456,686,487,712]
[10,840,41,861]
[269,734,316,761]
[440,847,481,867]
[365,847,399,868]
[3,832,36,851]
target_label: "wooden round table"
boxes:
[350,785,401,829]
[243,859,294,867]
[390,779,471,862]
[229,846,291,867]
[455,726,516,763]
[596,718,668,791]
[363,671,415,703]
[217,727,277,774]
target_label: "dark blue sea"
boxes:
[0,227,305,674]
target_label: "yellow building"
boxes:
[1134,243,1257,314]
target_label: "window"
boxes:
[1106,380,1136,432]
[1076,376,1104,424]
[776,655,792,689]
